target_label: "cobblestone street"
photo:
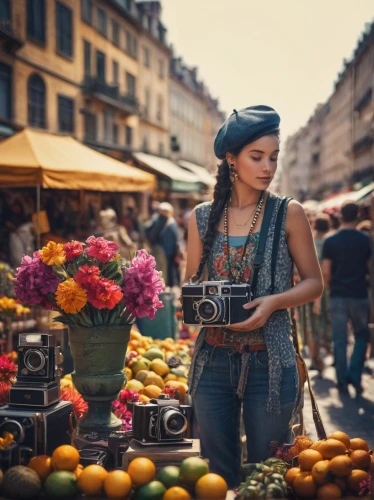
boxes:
[303,357,374,449]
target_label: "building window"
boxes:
[97,7,107,36]
[83,40,91,77]
[159,60,164,79]
[0,63,12,120]
[157,95,163,123]
[158,142,164,156]
[112,60,119,85]
[0,0,10,26]
[56,1,73,58]
[143,47,150,68]
[84,112,96,141]
[142,136,148,153]
[96,50,106,81]
[27,0,45,44]
[112,19,120,46]
[113,123,118,144]
[144,87,150,118]
[126,72,136,98]
[28,73,46,128]
[104,109,115,142]
[125,31,138,59]
[125,125,132,147]
[58,95,74,133]
[81,0,92,24]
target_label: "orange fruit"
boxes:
[328,455,353,477]
[349,437,369,452]
[310,441,324,452]
[179,457,209,486]
[28,455,52,481]
[104,470,133,499]
[293,472,317,498]
[319,439,347,459]
[311,460,331,485]
[73,464,83,478]
[328,431,351,450]
[77,464,108,496]
[347,469,369,493]
[285,466,301,486]
[195,473,228,499]
[317,483,342,499]
[163,486,191,500]
[333,477,348,494]
[51,445,80,472]
[350,449,371,470]
[298,449,324,471]
[127,457,155,486]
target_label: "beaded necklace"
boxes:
[223,191,264,283]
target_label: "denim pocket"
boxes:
[256,351,269,368]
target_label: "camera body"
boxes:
[182,281,251,326]
[9,334,62,408]
[132,395,191,444]
[0,401,72,469]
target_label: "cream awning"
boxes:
[0,129,155,192]
[178,160,216,187]
[133,152,201,193]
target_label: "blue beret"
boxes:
[214,105,280,160]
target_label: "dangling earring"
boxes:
[229,164,238,183]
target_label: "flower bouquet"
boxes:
[14,237,165,436]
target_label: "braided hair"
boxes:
[191,131,280,282]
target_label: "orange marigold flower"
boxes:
[40,241,66,266]
[56,279,87,314]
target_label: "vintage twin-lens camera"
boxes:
[0,334,73,469]
[132,394,191,444]
[9,333,62,407]
[182,281,251,326]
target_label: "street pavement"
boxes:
[302,356,374,449]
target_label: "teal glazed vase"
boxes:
[68,325,131,437]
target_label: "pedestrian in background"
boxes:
[321,201,371,395]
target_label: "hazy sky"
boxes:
[161,0,373,142]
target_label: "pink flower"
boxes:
[122,250,164,319]
[85,236,119,263]
[63,241,84,261]
[74,265,101,287]
[119,389,140,403]
[87,278,123,310]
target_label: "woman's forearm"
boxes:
[271,278,323,311]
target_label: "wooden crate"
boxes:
[122,439,201,471]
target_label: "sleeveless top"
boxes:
[187,194,300,416]
[195,212,264,349]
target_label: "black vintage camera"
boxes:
[132,395,191,445]
[0,401,73,469]
[182,280,251,326]
[9,334,62,407]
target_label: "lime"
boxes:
[44,471,78,499]
[179,457,209,486]
[157,465,180,488]
[136,480,166,500]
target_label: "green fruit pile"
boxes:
[237,458,289,499]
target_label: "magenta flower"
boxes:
[85,236,119,263]
[14,253,60,306]
[122,250,165,319]
[74,264,101,287]
[120,389,140,403]
[63,240,84,261]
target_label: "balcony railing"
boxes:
[82,78,138,115]
[353,118,373,153]
[0,18,24,51]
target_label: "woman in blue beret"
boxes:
[185,106,323,488]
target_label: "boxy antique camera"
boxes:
[9,333,62,407]
[132,395,191,444]
[182,281,251,326]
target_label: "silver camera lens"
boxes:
[24,349,46,372]
[197,297,224,323]
[162,409,187,436]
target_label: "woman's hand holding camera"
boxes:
[227,295,278,332]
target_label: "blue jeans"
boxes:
[193,342,298,489]
[330,297,370,387]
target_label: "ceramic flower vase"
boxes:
[68,324,131,438]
